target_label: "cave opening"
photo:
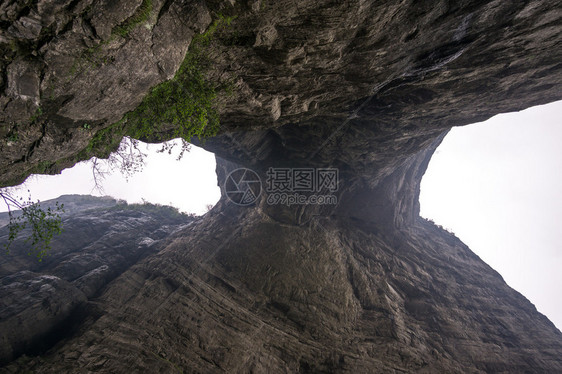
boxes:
[0,139,221,216]
[419,100,562,330]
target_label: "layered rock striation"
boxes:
[1,0,561,372]
[0,196,193,366]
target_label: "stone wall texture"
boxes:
[1,0,561,372]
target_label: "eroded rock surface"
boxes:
[0,0,561,372]
[0,0,211,185]
[0,196,193,365]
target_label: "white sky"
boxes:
[1,100,560,331]
[420,100,562,330]
[0,139,221,216]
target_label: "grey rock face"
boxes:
[0,271,87,364]
[0,196,193,365]
[0,0,561,372]
[4,185,562,372]
[0,0,210,185]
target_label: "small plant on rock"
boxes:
[1,190,65,261]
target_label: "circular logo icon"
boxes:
[224,168,262,206]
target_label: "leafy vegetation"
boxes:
[29,106,43,123]
[6,126,19,142]
[90,136,146,191]
[3,106,43,145]
[124,14,233,143]
[77,14,234,184]
[108,200,194,220]
[112,0,153,38]
[1,13,233,260]
[422,217,457,235]
[71,0,153,73]
[1,192,65,261]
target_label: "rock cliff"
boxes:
[1,0,561,372]
[0,195,193,366]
